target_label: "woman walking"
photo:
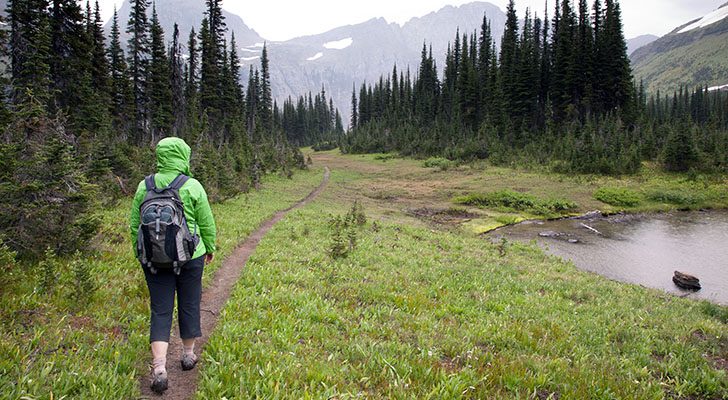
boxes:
[130,137,217,394]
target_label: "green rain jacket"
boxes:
[130,137,217,260]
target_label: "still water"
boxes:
[489,211,728,304]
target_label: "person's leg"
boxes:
[151,341,169,372]
[176,257,204,369]
[143,267,176,375]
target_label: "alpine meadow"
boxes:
[0,0,726,399]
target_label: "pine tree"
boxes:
[107,7,132,134]
[169,23,186,137]
[147,4,172,139]
[551,0,578,121]
[478,14,493,122]
[88,1,109,105]
[228,33,244,113]
[575,0,594,116]
[601,0,633,115]
[350,85,358,130]
[499,0,519,116]
[258,43,273,135]
[185,27,199,132]
[8,0,52,104]
[49,0,98,133]
[126,0,151,141]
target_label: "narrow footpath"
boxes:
[139,167,330,399]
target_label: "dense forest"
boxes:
[0,0,337,259]
[344,0,728,175]
[280,86,345,148]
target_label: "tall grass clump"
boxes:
[422,157,454,171]
[455,190,577,216]
[593,187,643,207]
[646,188,704,206]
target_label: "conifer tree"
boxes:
[185,27,199,131]
[169,23,186,137]
[88,1,109,105]
[108,7,132,133]
[499,0,519,115]
[126,0,151,141]
[8,0,52,104]
[258,43,273,135]
[147,4,172,139]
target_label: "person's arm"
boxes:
[194,184,217,257]
[129,181,147,254]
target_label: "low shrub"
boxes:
[312,141,338,151]
[422,157,454,171]
[646,188,703,206]
[454,190,577,215]
[594,187,642,207]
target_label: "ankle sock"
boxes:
[183,343,195,356]
[152,357,167,375]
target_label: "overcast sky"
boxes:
[98,0,726,40]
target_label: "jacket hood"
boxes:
[156,137,192,176]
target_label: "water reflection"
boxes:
[489,211,728,304]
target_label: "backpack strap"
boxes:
[144,175,157,191]
[167,174,190,190]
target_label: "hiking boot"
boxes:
[150,370,168,394]
[181,353,198,371]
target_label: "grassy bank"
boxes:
[197,178,727,398]
[309,150,728,234]
[0,168,323,399]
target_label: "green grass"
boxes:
[4,149,728,399]
[197,190,727,398]
[0,168,324,399]
[594,187,643,207]
[422,157,455,171]
[454,190,578,217]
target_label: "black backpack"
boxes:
[136,174,199,275]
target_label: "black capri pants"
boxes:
[142,256,204,343]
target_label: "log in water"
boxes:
[489,210,728,305]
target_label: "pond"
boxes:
[488,211,728,305]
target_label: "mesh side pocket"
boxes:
[164,224,180,262]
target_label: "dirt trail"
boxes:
[139,167,330,400]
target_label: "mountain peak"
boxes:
[105,0,263,47]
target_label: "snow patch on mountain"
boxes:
[240,48,260,53]
[709,83,728,92]
[241,56,260,61]
[323,37,353,50]
[306,52,324,61]
[678,5,728,33]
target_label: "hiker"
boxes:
[130,137,217,394]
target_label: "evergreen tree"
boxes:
[107,7,132,134]
[126,0,151,141]
[8,0,52,104]
[499,0,519,115]
[258,43,273,135]
[147,3,172,139]
[89,1,110,106]
[169,23,186,137]
[351,85,358,129]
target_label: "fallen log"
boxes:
[673,271,701,291]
